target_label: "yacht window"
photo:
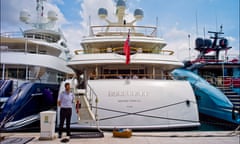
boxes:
[35,34,42,39]
[7,68,26,79]
[39,50,47,54]
[102,68,145,79]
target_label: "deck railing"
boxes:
[88,73,173,80]
[1,31,59,43]
[74,48,174,55]
[204,75,240,88]
[89,25,158,37]
[0,32,23,38]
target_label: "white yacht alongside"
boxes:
[64,0,200,130]
[0,0,73,130]
[0,1,73,84]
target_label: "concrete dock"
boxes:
[1,131,239,144]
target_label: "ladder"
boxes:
[75,89,96,121]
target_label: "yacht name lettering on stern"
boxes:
[108,91,149,97]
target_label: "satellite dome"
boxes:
[48,11,58,21]
[98,8,108,19]
[219,38,228,48]
[204,39,212,48]
[20,10,30,22]
[134,9,144,20]
[195,38,204,48]
[116,0,126,8]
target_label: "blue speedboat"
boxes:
[173,27,240,125]
[0,80,13,111]
[0,82,59,131]
[172,68,240,124]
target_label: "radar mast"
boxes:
[98,0,144,32]
[20,0,58,30]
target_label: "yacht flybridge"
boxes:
[64,0,200,130]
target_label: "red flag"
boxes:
[124,31,130,64]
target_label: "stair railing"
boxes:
[86,83,100,130]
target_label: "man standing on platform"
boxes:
[57,82,74,138]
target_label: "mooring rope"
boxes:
[92,100,199,123]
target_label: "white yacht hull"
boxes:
[70,79,200,130]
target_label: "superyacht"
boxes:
[62,0,200,130]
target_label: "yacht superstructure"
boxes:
[63,0,200,130]
[0,0,73,84]
[0,0,73,130]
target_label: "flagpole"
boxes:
[124,29,130,64]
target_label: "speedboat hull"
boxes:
[172,69,240,125]
[0,82,59,131]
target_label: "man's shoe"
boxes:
[61,138,69,143]
[67,133,71,137]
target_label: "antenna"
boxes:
[215,13,218,32]
[188,34,191,60]
[203,26,206,39]
[88,15,92,36]
[195,10,199,36]
[156,16,158,37]
[36,0,45,24]
[220,24,223,32]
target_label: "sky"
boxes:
[1,0,239,61]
